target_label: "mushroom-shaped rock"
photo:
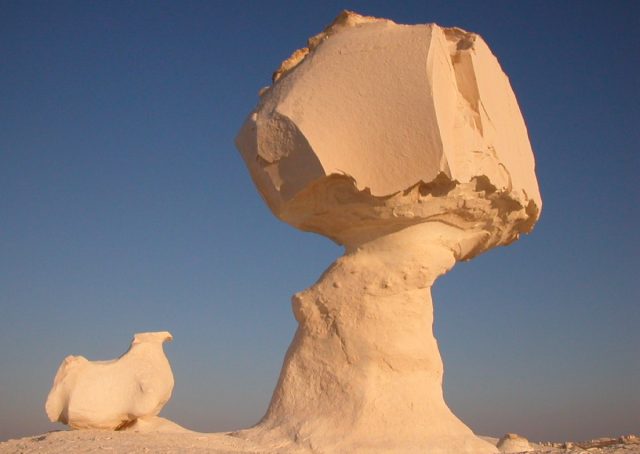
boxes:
[497,433,534,453]
[237,10,540,250]
[236,10,541,454]
[45,331,174,430]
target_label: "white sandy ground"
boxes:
[1,429,638,454]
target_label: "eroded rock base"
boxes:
[234,223,497,453]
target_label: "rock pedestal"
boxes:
[239,223,497,453]
[236,10,541,453]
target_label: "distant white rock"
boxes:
[498,433,534,452]
[45,331,174,430]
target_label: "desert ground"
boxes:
[1,430,638,453]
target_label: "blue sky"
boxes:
[1,0,638,443]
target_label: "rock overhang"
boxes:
[236,10,541,255]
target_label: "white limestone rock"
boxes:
[123,415,191,433]
[45,331,174,430]
[237,10,541,250]
[498,433,535,452]
[235,10,541,454]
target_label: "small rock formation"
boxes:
[236,10,541,454]
[498,433,534,453]
[45,331,174,430]
[124,415,191,433]
[620,435,640,445]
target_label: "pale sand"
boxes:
[1,430,638,453]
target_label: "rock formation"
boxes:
[498,433,535,453]
[236,10,541,453]
[45,331,174,430]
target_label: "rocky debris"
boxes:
[511,435,640,454]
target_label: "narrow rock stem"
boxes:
[240,223,497,453]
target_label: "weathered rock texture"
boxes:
[498,433,535,453]
[45,332,174,430]
[236,10,541,454]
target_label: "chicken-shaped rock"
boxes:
[45,331,174,430]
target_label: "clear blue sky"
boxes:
[1,0,638,444]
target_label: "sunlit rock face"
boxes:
[236,10,541,454]
[237,10,540,252]
[498,433,535,453]
[45,332,174,430]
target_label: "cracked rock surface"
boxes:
[237,10,541,244]
[233,10,542,454]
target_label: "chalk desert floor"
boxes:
[1,430,638,453]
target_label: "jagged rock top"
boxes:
[237,11,541,251]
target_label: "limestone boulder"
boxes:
[498,433,535,453]
[45,331,174,430]
[237,11,541,253]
